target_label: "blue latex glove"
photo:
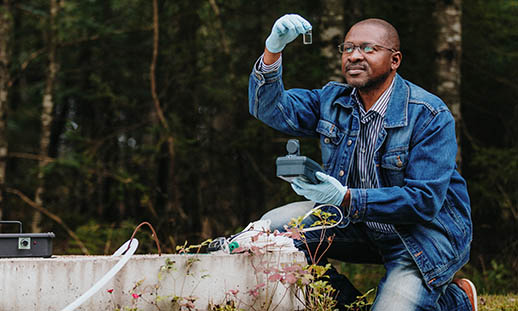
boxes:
[265,14,312,53]
[291,172,347,206]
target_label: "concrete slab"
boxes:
[0,251,307,310]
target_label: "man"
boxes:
[248,14,477,311]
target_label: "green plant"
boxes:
[285,208,377,311]
[208,293,243,311]
[109,256,208,311]
[479,294,518,311]
[175,239,213,254]
[287,209,339,311]
[203,209,342,311]
[457,259,516,294]
[343,289,375,311]
[105,209,374,311]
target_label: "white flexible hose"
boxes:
[225,204,347,253]
[300,204,347,232]
[61,238,139,311]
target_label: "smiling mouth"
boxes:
[345,64,367,75]
[347,69,365,75]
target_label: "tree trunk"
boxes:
[320,0,364,83]
[435,0,463,169]
[0,0,12,221]
[320,0,345,82]
[32,0,59,232]
[150,0,184,220]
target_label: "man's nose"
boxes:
[347,47,364,62]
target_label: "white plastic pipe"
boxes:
[61,238,139,311]
[300,204,346,232]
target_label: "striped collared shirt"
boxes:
[348,78,396,233]
[257,54,282,72]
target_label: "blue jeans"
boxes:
[261,201,472,311]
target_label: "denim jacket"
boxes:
[248,63,472,289]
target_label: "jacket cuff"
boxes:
[252,57,282,83]
[348,188,367,223]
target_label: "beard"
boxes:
[345,66,392,92]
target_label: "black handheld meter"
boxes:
[276,139,323,184]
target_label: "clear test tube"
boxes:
[303,29,312,45]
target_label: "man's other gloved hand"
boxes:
[265,14,312,53]
[291,172,347,206]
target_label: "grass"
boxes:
[331,261,518,310]
[479,294,518,311]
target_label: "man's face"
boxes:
[341,24,397,91]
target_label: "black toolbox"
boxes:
[0,221,55,258]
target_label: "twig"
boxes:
[127,221,162,256]
[84,120,148,157]
[8,152,55,162]
[243,151,274,187]
[8,27,152,88]
[464,58,518,93]
[311,227,328,265]
[150,0,184,221]
[496,183,518,221]
[150,0,168,132]
[315,234,335,265]
[5,187,90,255]
[208,0,230,54]
[270,285,290,311]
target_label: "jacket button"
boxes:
[339,170,345,177]
[324,137,330,144]
[347,139,352,146]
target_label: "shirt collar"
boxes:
[351,77,396,118]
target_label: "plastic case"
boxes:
[276,139,323,184]
[0,221,55,258]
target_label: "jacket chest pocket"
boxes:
[380,150,408,186]
[316,120,344,170]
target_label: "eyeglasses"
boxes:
[338,42,397,54]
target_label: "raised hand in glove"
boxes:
[291,172,347,206]
[265,14,312,53]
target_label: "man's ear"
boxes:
[391,51,402,70]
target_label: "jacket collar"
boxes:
[333,73,408,128]
[384,74,409,128]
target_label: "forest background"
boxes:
[0,0,516,296]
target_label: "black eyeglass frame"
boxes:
[338,42,398,54]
